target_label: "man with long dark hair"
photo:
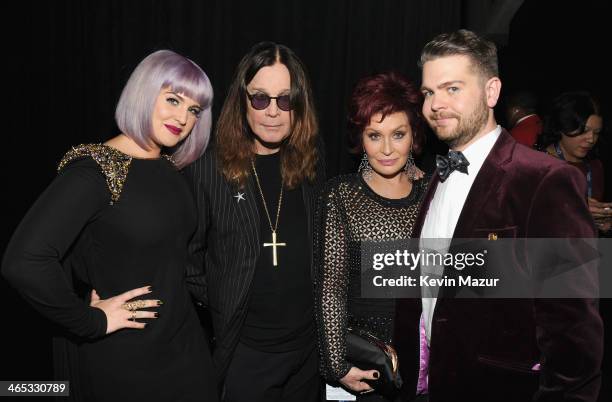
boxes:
[185,42,325,402]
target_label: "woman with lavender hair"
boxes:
[2,50,218,401]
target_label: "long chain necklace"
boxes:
[252,160,286,267]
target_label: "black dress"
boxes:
[1,144,217,402]
[315,173,427,401]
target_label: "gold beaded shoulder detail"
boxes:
[162,153,176,166]
[57,144,132,205]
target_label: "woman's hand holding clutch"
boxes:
[339,366,379,394]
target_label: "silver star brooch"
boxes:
[234,192,246,203]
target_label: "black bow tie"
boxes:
[436,150,470,182]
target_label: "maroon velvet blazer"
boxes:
[394,130,603,402]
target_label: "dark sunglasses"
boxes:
[247,92,292,111]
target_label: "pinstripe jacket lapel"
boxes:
[228,173,260,289]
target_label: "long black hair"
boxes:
[538,91,601,149]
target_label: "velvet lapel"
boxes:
[452,130,515,238]
[438,130,515,299]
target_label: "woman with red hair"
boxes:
[315,71,427,401]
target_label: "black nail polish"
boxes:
[157,300,164,306]
[154,312,160,318]
[147,286,153,292]
[373,372,379,379]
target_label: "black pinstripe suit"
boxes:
[185,146,326,381]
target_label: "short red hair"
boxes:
[347,71,425,154]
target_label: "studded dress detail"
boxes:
[2,143,217,401]
[58,144,175,204]
[314,173,427,399]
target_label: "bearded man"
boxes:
[394,30,603,402]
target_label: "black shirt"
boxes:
[241,152,314,351]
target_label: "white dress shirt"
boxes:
[420,125,501,344]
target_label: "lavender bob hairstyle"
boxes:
[115,50,213,168]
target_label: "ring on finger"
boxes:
[130,311,137,322]
[123,300,146,311]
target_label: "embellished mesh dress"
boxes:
[1,144,217,402]
[315,173,427,401]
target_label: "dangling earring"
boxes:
[403,151,424,181]
[358,152,373,181]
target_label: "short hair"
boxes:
[539,91,601,147]
[347,71,425,155]
[115,49,213,169]
[216,41,319,188]
[419,29,498,80]
[506,90,538,114]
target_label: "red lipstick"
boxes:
[164,124,182,136]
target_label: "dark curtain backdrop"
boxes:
[2,0,610,397]
[2,0,462,382]
[17,0,462,176]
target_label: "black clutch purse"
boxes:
[346,327,402,398]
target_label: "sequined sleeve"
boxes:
[315,179,353,381]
